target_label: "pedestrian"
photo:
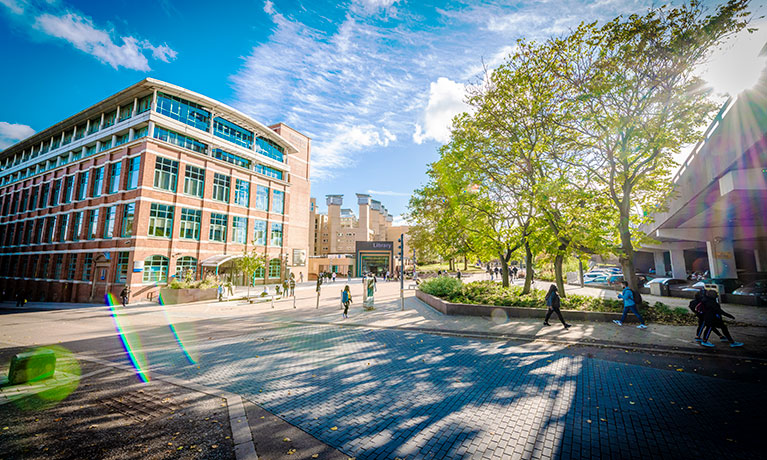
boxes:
[456,269,462,280]
[543,285,571,329]
[120,285,130,307]
[372,274,377,292]
[332,272,337,283]
[15,290,25,308]
[283,278,290,297]
[699,290,743,348]
[494,267,500,278]
[689,289,724,342]
[613,281,647,328]
[217,284,223,302]
[348,271,352,282]
[289,275,296,297]
[488,266,493,281]
[437,269,442,276]
[299,272,304,283]
[512,266,518,279]
[341,285,352,318]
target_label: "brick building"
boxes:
[0,78,311,303]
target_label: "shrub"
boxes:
[419,276,463,298]
[167,278,219,290]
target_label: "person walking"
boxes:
[332,272,337,283]
[341,285,352,319]
[494,267,500,279]
[299,272,304,283]
[289,275,296,297]
[689,289,724,342]
[120,285,130,307]
[15,290,24,308]
[614,281,647,328]
[699,290,743,348]
[543,285,571,329]
[217,284,224,302]
[456,270,462,280]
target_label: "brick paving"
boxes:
[138,322,762,460]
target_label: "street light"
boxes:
[398,233,404,311]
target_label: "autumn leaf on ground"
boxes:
[330,426,338,431]
[312,455,319,459]
[283,437,291,442]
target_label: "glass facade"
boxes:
[121,203,134,237]
[103,205,116,238]
[183,164,205,197]
[213,117,253,149]
[212,148,250,168]
[156,92,210,131]
[87,209,99,239]
[58,214,69,241]
[153,157,179,192]
[270,222,283,246]
[232,216,247,244]
[209,213,227,242]
[108,162,122,194]
[255,137,285,163]
[92,167,104,197]
[254,164,284,180]
[148,203,173,238]
[234,179,250,207]
[179,208,201,240]
[72,211,83,241]
[273,190,285,214]
[212,173,230,202]
[77,171,89,200]
[253,220,267,245]
[154,126,207,154]
[127,156,140,189]
[255,185,269,211]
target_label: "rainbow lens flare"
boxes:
[10,345,81,411]
[163,308,199,365]
[109,304,150,382]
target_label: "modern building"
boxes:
[0,78,311,303]
[308,193,410,278]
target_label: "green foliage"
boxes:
[418,276,463,299]
[168,277,218,290]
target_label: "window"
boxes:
[108,162,122,193]
[234,179,250,206]
[179,208,201,240]
[154,126,207,154]
[209,213,227,242]
[254,164,284,180]
[20,190,28,212]
[272,190,285,214]
[75,124,86,140]
[268,259,281,278]
[253,220,267,245]
[77,171,89,200]
[175,256,197,279]
[213,117,253,149]
[29,187,38,211]
[116,252,129,283]
[143,255,169,283]
[10,192,18,214]
[255,185,269,211]
[270,222,283,246]
[67,254,77,280]
[53,254,63,279]
[115,133,129,146]
[255,137,285,163]
[103,110,116,128]
[148,203,173,238]
[183,165,204,197]
[232,216,247,244]
[134,126,148,138]
[254,265,265,279]
[87,209,99,239]
[45,216,56,243]
[99,139,112,152]
[38,254,50,278]
[121,203,134,237]
[34,218,43,244]
[137,95,152,113]
[24,221,33,244]
[212,148,250,168]
[119,102,133,121]
[39,183,49,208]
[51,179,61,206]
[72,211,83,241]
[82,254,93,281]
[58,213,69,241]
[103,206,116,238]
[92,166,104,197]
[88,118,100,135]
[63,175,74,203]
[15,222,23,245]
[212,173,230,202]
[153,157,179,191]
[127,157,140,190]
[156,92,210,131]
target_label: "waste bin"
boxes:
[660,283,671,296]
[649,283,662,296]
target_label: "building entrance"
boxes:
[360,255,390,276]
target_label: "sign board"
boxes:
[293,249,307,266]
[133,260,144,273]
[356,241,393,252]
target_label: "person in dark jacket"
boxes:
[688,289,723,342]
[543,285,571,329]
[699,290,743,348]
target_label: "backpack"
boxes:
[342,290,349,303]
[632,289,643,306]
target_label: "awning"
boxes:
[200,254,242,267]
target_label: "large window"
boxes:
[232,216,247,244]
[58,214,69,241]
[34,218,43,244]
[154,126,207,154]
[270,222,283,246]
[38,254,50,278]
[63,176,74,203]
[82,253,93,281]
[153,157,179,192]
[119,102,134,121]
[179,208,201,240]
[272,190,285,214]
[127,157,140,190]
[268,258,281,278]
[103,110,116,128]
[45,216,56,243]
[209,213,227,242]
[116,252,129,283]
[143,255,169,283]
[108,162,122,194]
[103,206,116,238]
[155,92,210,131]
[175,256,197,279]
[212,148,250,169]
[137,95,152,113]
[121,203,135,237]
[53,254,63,279]
[212,173,230,202]
[77,171,89,200]
[51,179,61,206]
[254,164,284,180]
[213,117,253,149]
[255,185,269,211]
[29,187,38,211]
[86,209,99,239]
[183,165,205,197]
[72,211,83,241]
[92,166,104,197]
[234,179,250,207]
[255,137,285,163]
[253,220,267,245]
[67,254,77,280]
[148,203,173,238]
[39,183,49,208]
[20,190,28,212]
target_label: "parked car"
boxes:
[643,278,690,289]
[733,279,767,298]
[681,281,707,292]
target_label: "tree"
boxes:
[237,245,268,300]
[549,0,751,289]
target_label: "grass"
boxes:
[417,262,487,274]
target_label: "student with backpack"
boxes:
[614,280,647,328]
[341,285,352,319]
[699,290,743,348]
[543,285,571,329]
[688,289,724,342]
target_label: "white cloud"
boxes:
[413,77,470,144]
[0,121,35,149]
[392,215,409,226]
[142,41,177,63]
[0,0,24,15]
[367,189,411,197]
[311,124,397,179]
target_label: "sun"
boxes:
[699,21,767,97]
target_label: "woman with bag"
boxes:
[543,285,571,329]
[341,285,352,319]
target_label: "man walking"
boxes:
[614,281,647,328]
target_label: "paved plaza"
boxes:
[1,280,765,459]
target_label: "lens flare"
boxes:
[9,345,81,411]
[163,308,199,365]
[109,304,150,382]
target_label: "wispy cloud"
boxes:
[0,121,35,150]
[391,215,409,226]
[367,189,412,197]
[1,1,177,71]
[413,77,471,144]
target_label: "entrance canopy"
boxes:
[201,254,242,267]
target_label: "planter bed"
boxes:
[158,287,218,305]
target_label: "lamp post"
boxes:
[398,233,404,311]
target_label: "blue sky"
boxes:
[1,0,765,221]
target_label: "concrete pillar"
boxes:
[326,195,343,253]
[706,238,738,279]
[357,193,371,241]
[669,249,687,279]
[754,248,767,272]
[653,251,666,276]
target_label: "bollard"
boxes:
[4,350,56,385]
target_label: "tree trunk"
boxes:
[500,251,510,288]
[618,211,638,290]
[523,241,533,294]
[554,254,566,297]
[463,255,468,270]
[578,258,585,288]
[449,259,455,271]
